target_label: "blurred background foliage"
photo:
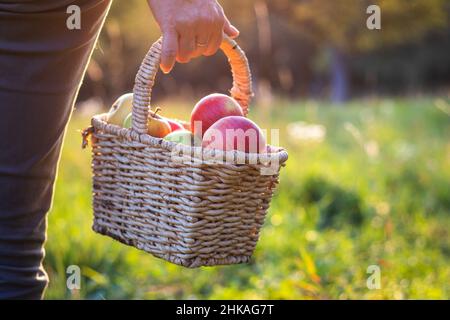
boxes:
[79,0,450,106]
[44,0,450,299]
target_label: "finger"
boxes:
[177,31,195,63]
[192,14,214,58]
[223,16,239,39]
[204,29,222,56]
[192,32,210,58]
[160,29,178,74]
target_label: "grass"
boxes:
[44,97,450,299]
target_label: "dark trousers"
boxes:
[0,0,111,299]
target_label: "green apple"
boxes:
[123,113,132,128]
[106,93,133,126]
[164,130,200,146]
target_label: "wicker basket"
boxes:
[82,36,288,268]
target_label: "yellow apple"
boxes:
[147,116,171,138]
[106,93,134,126]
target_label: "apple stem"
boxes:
[150,107,162,120]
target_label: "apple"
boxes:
[144,107,185,133]
[191,93,244,138]
[181,122,191,131]
[123,113,132,128]
[165,118,184,132]
[147,115,171,138]
[121,108,171,138]
[107,93,134,126]
[164,130,200,146]
[202,116,267,153]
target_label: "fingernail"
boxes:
[160,65,169,74]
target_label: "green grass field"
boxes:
[44,97,449,299]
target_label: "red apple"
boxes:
[202,116,267,153]
[165,118,184,132]
[191,93,244,138]
[181,122,191,131]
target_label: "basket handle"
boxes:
[131,35,253,134]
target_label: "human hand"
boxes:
[147,0,239,73]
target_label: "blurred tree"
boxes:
[254,0,274,106]
[269,0,449,101]
[84,0,157,105]
[286,0,448,51]
[76,0,450,107]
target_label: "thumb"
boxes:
[223,17,239,39]
[160,28,178,74]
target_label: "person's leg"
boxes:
[0,0,111,299]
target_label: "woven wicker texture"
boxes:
[87,35,288,268]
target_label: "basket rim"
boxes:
[91,114,288,166]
